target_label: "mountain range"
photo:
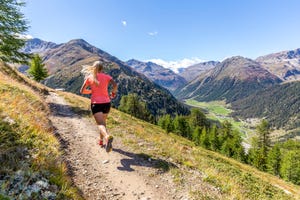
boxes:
[125,59,187,92]
[22,38,190,117]
[22,38,300,132]
[174,56,282,102]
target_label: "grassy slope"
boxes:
[61,92,300,200]
[1,62,299,200]
[0,63,82,199]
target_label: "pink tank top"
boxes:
[86,73,112,103]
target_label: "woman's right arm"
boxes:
[80,78,92,94]
[110,79,118,98]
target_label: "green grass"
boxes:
[185,99,256,143]
[185,99,232,116]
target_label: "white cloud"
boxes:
[15,33,33,40]
[121,20,127,26]
[148,31,158,36]
[146,57,205,73]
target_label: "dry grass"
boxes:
[0,62,82,199]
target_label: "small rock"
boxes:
[42,191,56,199]
[35,180,49,189]
[141,197,151,200]
[102,160,109,164]
[3,116,15,125]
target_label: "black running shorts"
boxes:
[91,103,111,114]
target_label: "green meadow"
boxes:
[185,99,256,142]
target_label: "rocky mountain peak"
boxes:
[256,48,300,81]
[21,38,58,54]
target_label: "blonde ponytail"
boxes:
[92,61,103,85]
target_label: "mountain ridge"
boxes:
[179,60,219,82]
[256,48,300,81]
[174,56,282,102]
[126,59,187,92]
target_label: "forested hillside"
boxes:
[231,81,300,131]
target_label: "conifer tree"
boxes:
[248,136,262,168]
[27,54,48,82]
[256,119,271,171]
[266,143,281,176]
[119,93,153,121]
[164,114,174,133]
[189,108,208,130]
[200,126,210,148]
[192,126,201,145]
[173,115,190,138]
[280,150,300,185]
[231,130,245,162]
[209,124,219,151]
[158,114,173,133]
[0,0,29,63]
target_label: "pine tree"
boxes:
[200,126,210,148]
[118,93,153,121]
[209,124,219,151]
[218,120,233,145]
[256,119,271,171]
[248,136,261,168]
[266,143,281,176]
[192,126,201,145]
[158,114,173,133]
[164,114,174,133]
[189,108,208,130]
[173,115,190,138]
[280,150,300,185]
[0,0,29,63]
[27,54,48,82]
[231,130,245,162]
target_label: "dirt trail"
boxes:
[46,92,184,200]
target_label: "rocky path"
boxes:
[46,92,179,200]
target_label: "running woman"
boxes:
[80,61,118,152]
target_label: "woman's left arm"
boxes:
[80,79,92,94]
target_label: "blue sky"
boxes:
[22,0,300,71]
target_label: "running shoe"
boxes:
[98,139,104,148]
[105,136,114,153]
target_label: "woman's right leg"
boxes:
[93,112,113,152]
[93,112,110,139]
